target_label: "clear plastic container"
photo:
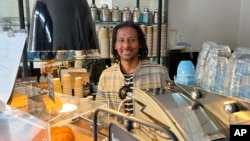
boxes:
[0,100,50,141]
[224,47,250,101]
[195,41,217,87]
[202,56,228,93]
[196,43,231,90]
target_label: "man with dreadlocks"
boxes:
[96,21,170,114]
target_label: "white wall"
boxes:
[168,0,243,51]
[238,0,250,47]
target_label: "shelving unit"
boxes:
[17,0,169,81]
[92,0,168,64]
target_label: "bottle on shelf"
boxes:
[122,7,131,22]
[132,7,141,23]
[111,6,121,22]
[90,4,98,22]
[100,4,111,22]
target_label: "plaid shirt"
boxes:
[96,59,170,110]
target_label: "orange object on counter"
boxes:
[10,92,28,108]
[51,126,75,141]
[42,95,63,114]
[32,126,75,141]
[40,61,59,74]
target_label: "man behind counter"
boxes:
[96,21,170,113]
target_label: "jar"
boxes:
[141,8,149,23]
[90,4,98,21]
[100,4,110,22]
[122,7,131,22]
[154,9,159,23]
[133,7,141,23]
[112,6,120,22]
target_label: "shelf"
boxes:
[27,55,169,62]
[95,21,165,26]
[27,56,107,62]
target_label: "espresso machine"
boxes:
[93,80,250,141]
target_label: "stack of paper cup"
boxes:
[99,27,110,58]
[62,74,72,95]
[74,77,83,98]
[140,24,146,35]
[53,78,62,93]
[152,24,168,56]
[161,24,167,56]
[109,28,113,58]
[152,25,158,56]
[146,26,153,56]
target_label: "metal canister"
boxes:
[101,4,110,22]
[133,7,141,23]
[112,6,120,22]
[142,8,149,23]
[122,7,131,22]
[90,4,98,22]
[154,9,159,23]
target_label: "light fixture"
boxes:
[27,0,99,54]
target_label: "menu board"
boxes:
[0,31,27,103]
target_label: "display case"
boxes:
[2,92,108,140]
[21,94,107,127]
[0,100,50,141]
